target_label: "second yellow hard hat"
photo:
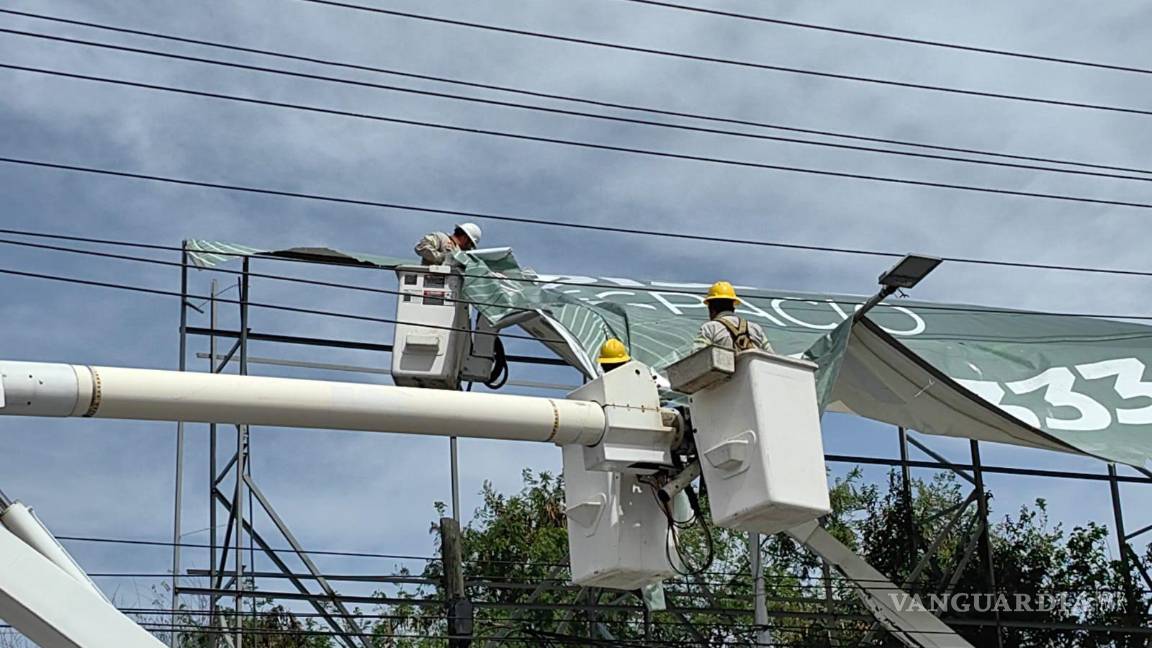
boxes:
[598,338,631,364]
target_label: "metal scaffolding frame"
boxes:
[167,243,1152,646]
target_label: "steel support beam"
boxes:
[211,489,360,648]
[969,441,1003,648]
[171,244,189,647]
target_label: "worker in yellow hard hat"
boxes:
[598,338,631,373]
[694,281,774,352]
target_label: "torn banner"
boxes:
[187,240,1152,467]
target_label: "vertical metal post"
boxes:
[749,532,769,646]
[821,558,837,646]
[1107,464,1140,620]
[898,427,917,565]
[441,517,472,647]
[234,259,250,648]
[242,261,256,624]
[450,437,461,521]
[207,279,219,648]
[170,244,189,647]
[969,441,1003,648]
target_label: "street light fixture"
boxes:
[854,254,942,321]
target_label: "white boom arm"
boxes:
[0,361,606,445]
[788,522,974,648]
[0,355,973,647]
[0,500,166,648]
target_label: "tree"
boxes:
[161,590,335,648]
[374,467,1151,647]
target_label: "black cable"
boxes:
[7,216,1152,283]
[652,477,714,576]
[664,500,715,576]
[0,265,559,343]
[0,235,877,323]
[289,0,1152,117]
[3,27,1150,184]
[610,0,1152,76]
[56,533,438,561]
[11,155,1152,302]
[0,235,543,317]
[6,8,1148,177]
[11,62,1152,209]
[485,335,510,389]
[61,537,1152,596]
[10,233,1152,323]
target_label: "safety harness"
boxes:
[716,317,758,351]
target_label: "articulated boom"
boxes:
[0,262,971,647]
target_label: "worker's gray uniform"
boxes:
[414,232,459,265]
[694,311,774,352]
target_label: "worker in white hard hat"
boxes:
[414,223,483,265]
[693,281,774,352]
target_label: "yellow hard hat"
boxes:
[598,338,631,365]
[704,281,741,305]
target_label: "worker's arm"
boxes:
[414,233,447,265]
[692,322,728,350]
[748,322,776,353]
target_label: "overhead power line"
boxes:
[5,224,1152,281]
[7,155,1152,290]
[5,228,1152,324]
[56,534,438,561]
[3,24,1152,182]
[288,0,1152,117]
[0,265,559,343]
[610,0,1152,76]
[7,64,1152,210]
[4,9,1148,177]
[0,236,542,316]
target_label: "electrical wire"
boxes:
[56,533,440,561]
[102,570,1073,593]
[0,265,561,343]
[5,8,1148,178]
[609,0,1152,76]
[56,536,1152,596]
[9,234,1152,324]
[170,585,1104,640]
[485,335,510,389]
[288,0,1152,117]
[10,147,1152,289]
[0,235,542,318]
[650,471,714,576]
[11,62,1152,209]
[2,27,1151,185]
[7,213,1152,283]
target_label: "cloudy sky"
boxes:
[1,0,1151,631]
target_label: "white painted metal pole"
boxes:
[0,515,166,648]
[0,503,106,601]
[0,362,607,446]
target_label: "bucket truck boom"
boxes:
[0,262,973,646]
[0,495,166,648]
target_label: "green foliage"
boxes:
[165,468,1151,647]
[373,467,1151,647]
[169,596,334,648]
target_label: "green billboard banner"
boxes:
[188,241,1152,467]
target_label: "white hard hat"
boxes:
[456,222,482,248]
